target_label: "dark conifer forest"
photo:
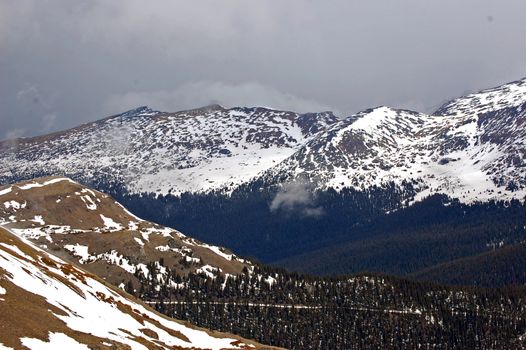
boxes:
[101,179,526,288]
[128,263,526,349]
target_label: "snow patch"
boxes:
[17,178,77,190]
[3,200,26,210]
[100,215,123,231]
[32,216,45,225]
[0,187,13,196]
[200,243,234,261]
[134,237,145,247]
[196,265,221,279]
[64,244,91,263]
[80,195,97,210]
[21,333,90,350]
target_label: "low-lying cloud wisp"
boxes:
[269,181,324,218]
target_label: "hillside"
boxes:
[137,262,526,349]
[0,226,275,350]
[275,196,526,285]
[409,242,526,287]
[0,177,254,292]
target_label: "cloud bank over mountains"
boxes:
[2,0,526,138]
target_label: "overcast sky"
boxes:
[2,1,526,138]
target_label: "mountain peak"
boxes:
[435,77,526,116]
[116,106,161,118]
[1,76,526,204]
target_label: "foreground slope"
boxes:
[0,177,253,291]
[0,227,274,350]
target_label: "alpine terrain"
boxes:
[1,78,526,287]
[0,177,254,290]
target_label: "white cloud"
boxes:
[4,129,25,140]
[270,181,324,218]
[16,86,42,104]
[2,129,26,152]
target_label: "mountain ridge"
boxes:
[1,77,525,206]
[0,106,337,195]
[0,176,258,291]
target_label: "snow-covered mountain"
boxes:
[0,105,336,195]
[0,226,273,350]
[435,77,526,116]
[263,101,526,203]
[0,177,255,289]
[0,77,525,204]
[262,78,526,203]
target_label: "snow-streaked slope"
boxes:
[435,77,526,116]
[1,77,525,205]
[0,227,270,350]
[263,101,526,203]
[0,177,254,288]
[0,105,337,195]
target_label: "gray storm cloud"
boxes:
[270,181,324,218]
[104,81,339,115]
[1,1,526,138]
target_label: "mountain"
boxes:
[0,177,254,291]
[1,77,526,288]
[2,78,526,204]
[262,79,526,203]
[0,105,337,195]
[0,226,274,350]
